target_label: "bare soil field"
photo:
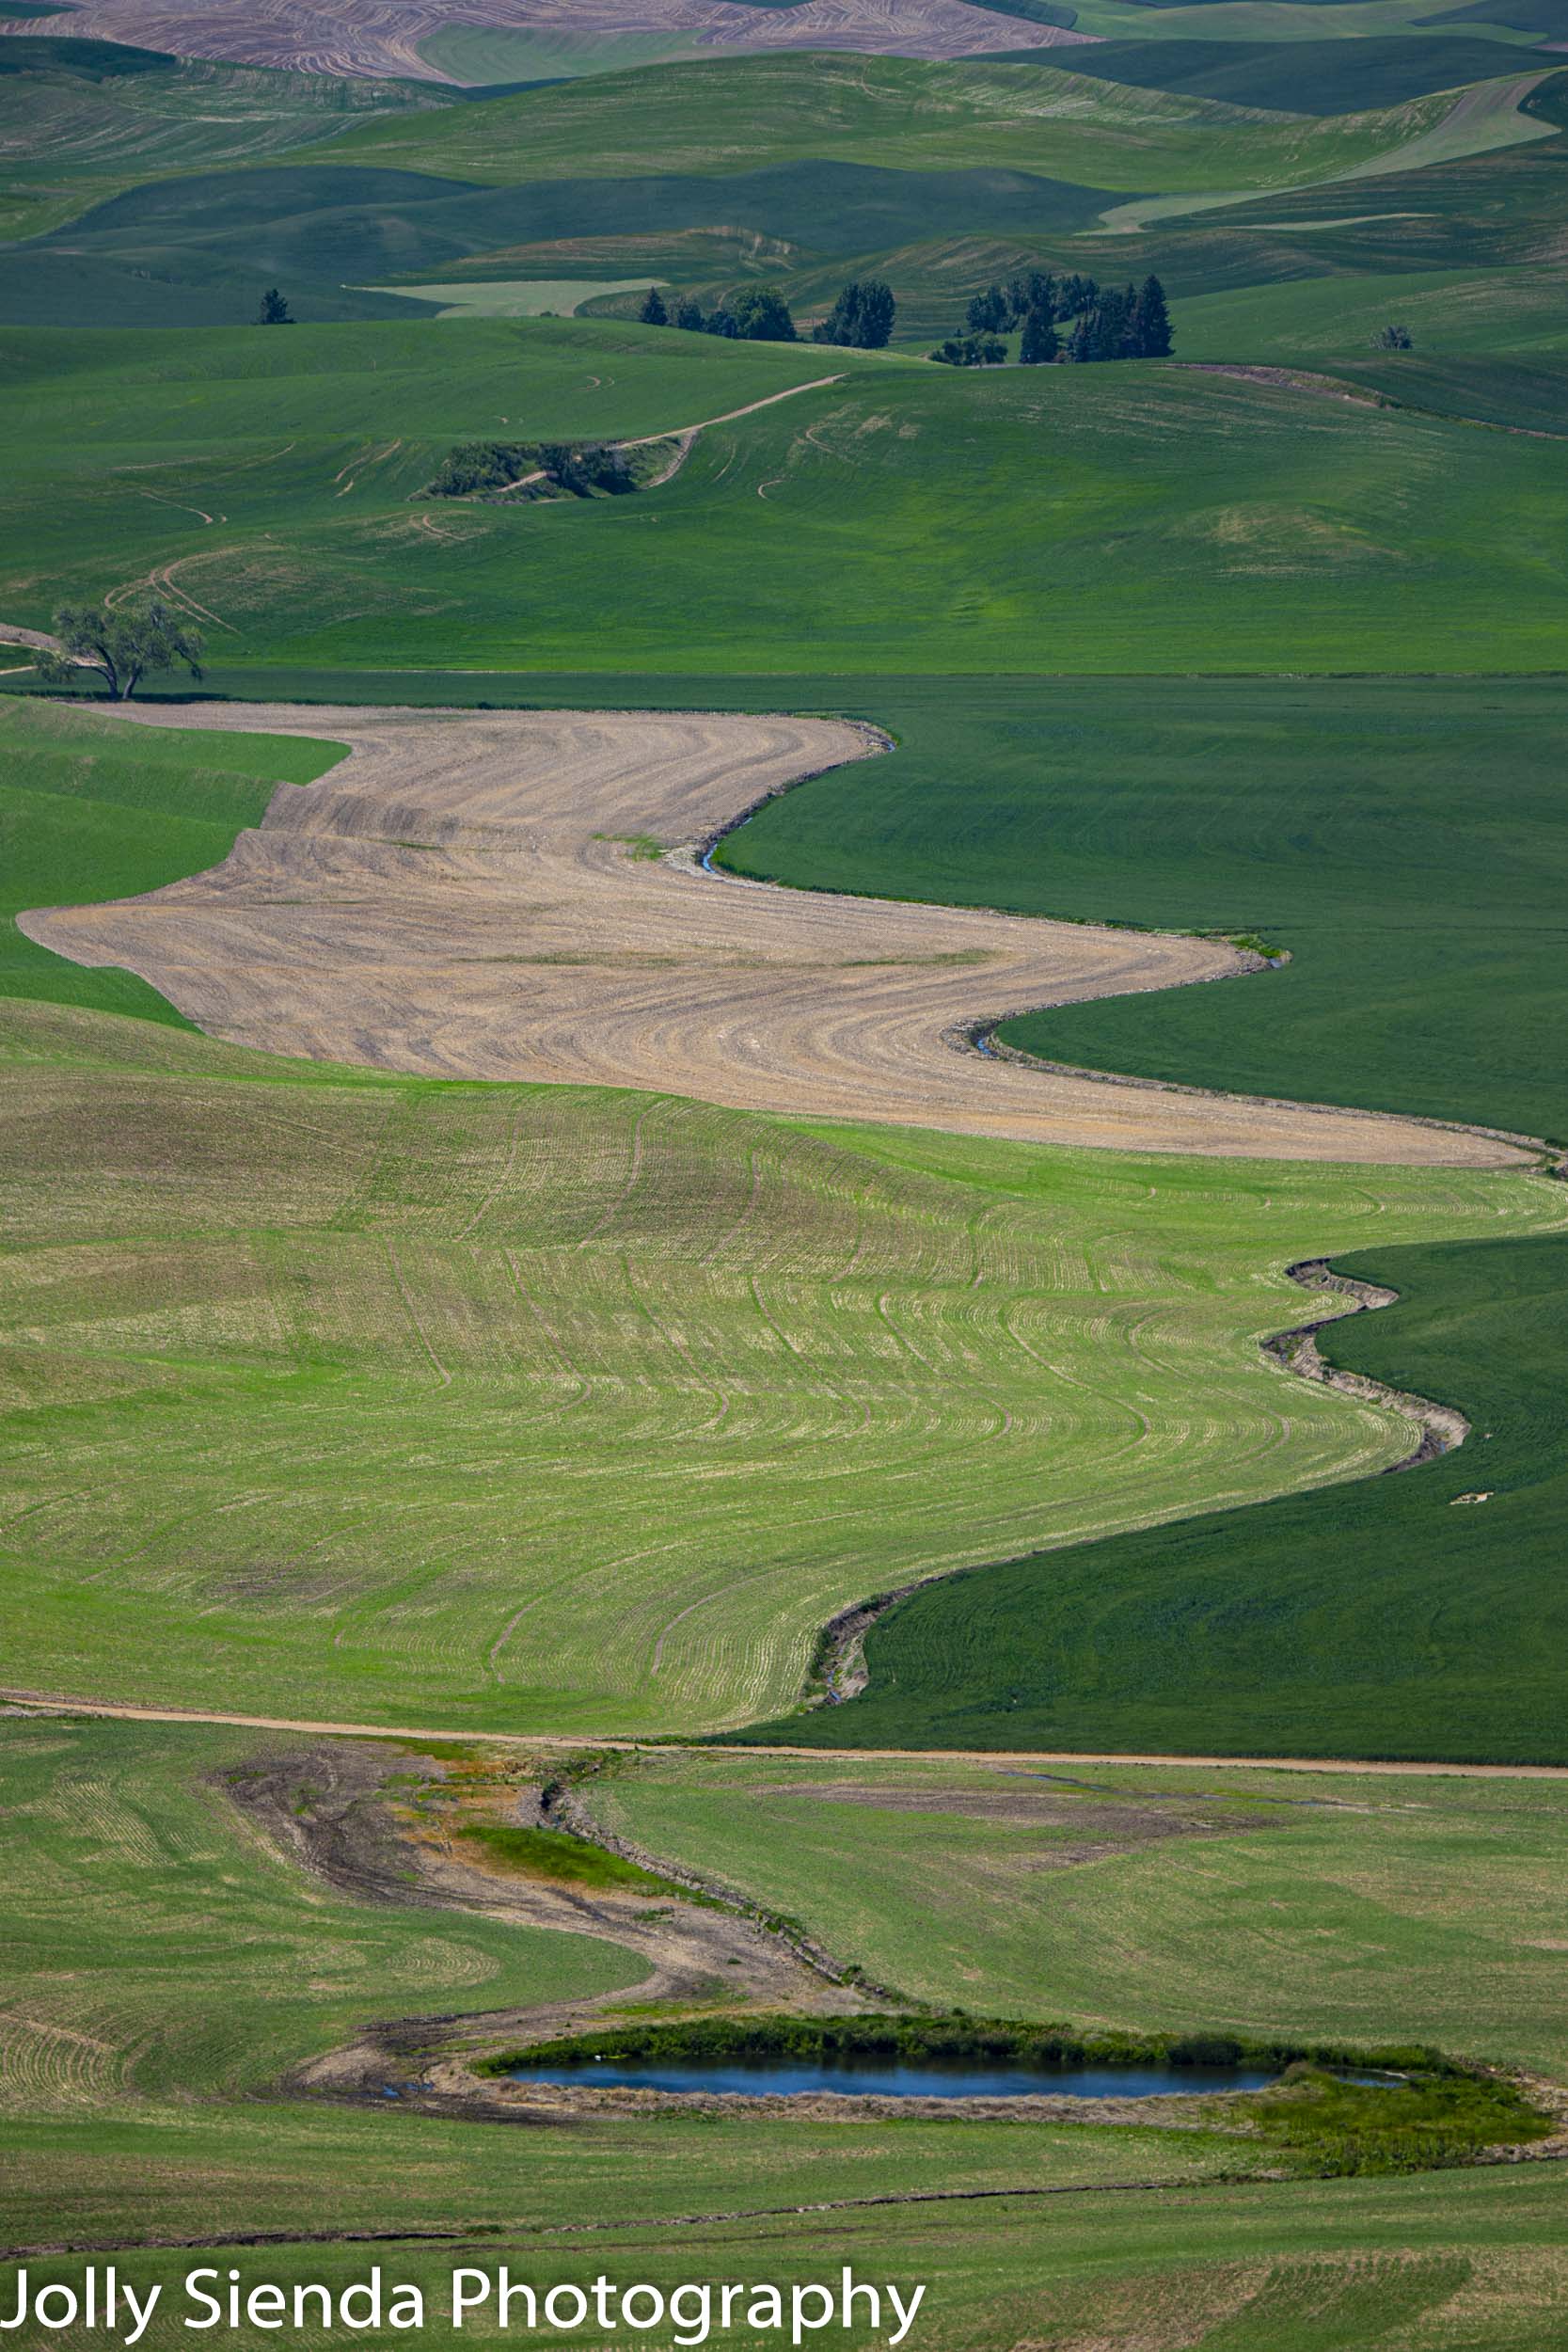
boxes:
[20,701,1529,1165]
[0,0,1088,81]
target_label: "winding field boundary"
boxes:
[14,699,1537,1167]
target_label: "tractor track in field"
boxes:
[14,699,1541,1168]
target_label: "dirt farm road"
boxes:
[19,701,1533,1165]
[6,1690,1567,1780]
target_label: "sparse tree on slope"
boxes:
[639,286,668,326]
[257,287,292,325]
[36,598,205,702]
[1132,273,1173,358]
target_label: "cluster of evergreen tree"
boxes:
[641,284,798,342]
[641,276,895,348]
[810,278,895,349]
[929,271,1171,368]
[1061,277,1172,363]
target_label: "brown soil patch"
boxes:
[223,1740,865,2115]
[20,701,1528,1167]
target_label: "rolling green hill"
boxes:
[1044,30,1541,105]
[315,53,1512,200]
[0,39,450,245]
[6,331,1567,675]
[1175,268,1568,356]
[11,968,1544,1734]
[603,1749,1568,2071]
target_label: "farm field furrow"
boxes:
[7,8,1568,2330]
[4,987,1557,1733]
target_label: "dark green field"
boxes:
[720,675,1568,1146]
[739,1229,1568,1762]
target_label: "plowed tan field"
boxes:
[21,701,1527,1166]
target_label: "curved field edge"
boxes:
[14,696,1522,1167]
[0,696,347,1027]
[712,675,1568,1150]
[2,699,1560,1753]
[9,986,1556,1735]
[730,1225,1568,1763]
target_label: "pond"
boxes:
[507,2054,1278,2099]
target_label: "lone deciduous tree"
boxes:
[35,599,205,702]
[257,287,293,325]
[729,286,797,342]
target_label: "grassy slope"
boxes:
[314,54,1479,198]
[8,2170,1568,2349]
[602,1751,1568,2073]
[0,697,344,1025]
[1177,268,1568,356]
[9,986,1549,1734]
[0,1712,1561,2352]
[740,1230,1568,1762]
[0,1714,1249,2253]
[6,336,1566,675]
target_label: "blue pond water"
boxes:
[508,2056,1276,2099]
